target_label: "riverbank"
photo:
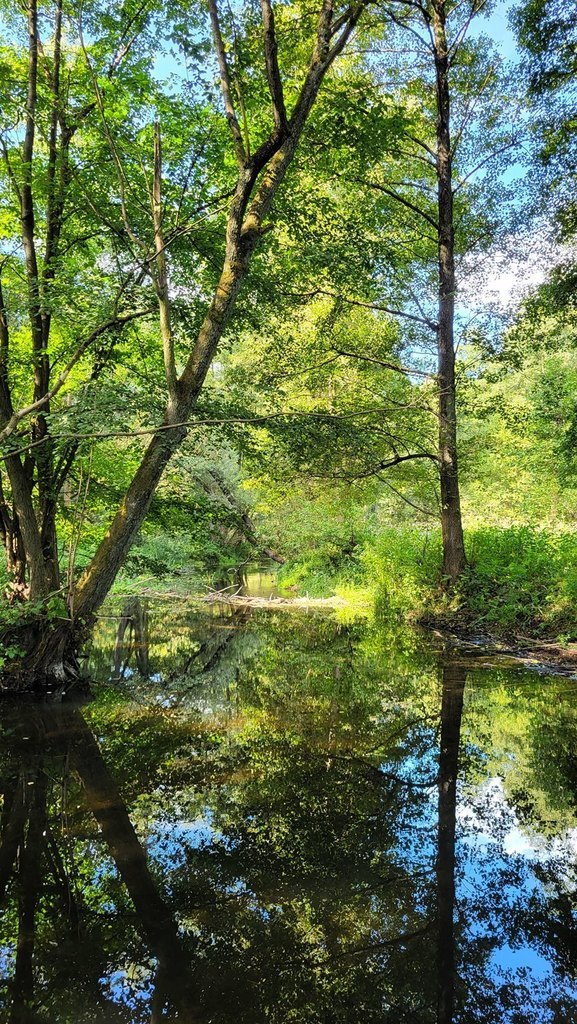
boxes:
[276,524,577,645]
[424,621,577,677]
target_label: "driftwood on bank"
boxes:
[202,589,346,610]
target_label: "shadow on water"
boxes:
[1,603,577,1022]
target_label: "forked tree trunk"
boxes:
[72,3,365,622]
[432,0,466,584]
[72,245,255,618]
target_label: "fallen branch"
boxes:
[201,592,347,609]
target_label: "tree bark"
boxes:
[432,0,466,583]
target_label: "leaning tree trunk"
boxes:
[433,0,466,584]
[72,2,365,622]
[72,244,252,618]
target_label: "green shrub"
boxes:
[462,527,577,635]
[361,528,443,620]
[278,522,577,638]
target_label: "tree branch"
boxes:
[325,452,440,481]
[452,138,524,192]
[448,0,490,62]
[208,0,247,165]
[376,474,438,516]
[1,406,409,461]
[300,286,438,330]
[0,310,151,447]
[151,123,178,404]
[261,0,288,132]
[352,176,439,230]
[332,346,434,376]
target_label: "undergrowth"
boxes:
[278,525,577,640]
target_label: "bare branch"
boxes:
[151,123,178,404]
[208,0,247,165]
[404,133,437,161]
[79,15,147,254]
[451,67,495,156]
[352,176,439,230]
[376,474,438,516]
[261,0,288,131]
[453,138,524,192]
[326,2,366,64]
[332,346,434,377]
[108,0,153,77]
[385,6,433,52]
[448,0,490,62]
[317,452,440,481]
[304,286,438,330]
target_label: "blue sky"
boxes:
[474,0,518,59]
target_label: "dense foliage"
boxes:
[0,0,576,665]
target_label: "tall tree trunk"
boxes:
[433,0,466,584]
[436,662,466,1024]
[0,273,47,600]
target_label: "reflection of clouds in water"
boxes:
[456,777,577,1019]
[387,764,577,1019]
[458,777,522,848]
[459,776,577,880]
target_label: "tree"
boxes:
[514,0,577,293]
[0,0,371,683]
[237,0,518,583]
[368,0,520,581]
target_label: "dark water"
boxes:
[1,597,577,1023]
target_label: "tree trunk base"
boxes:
[0,617,90,698]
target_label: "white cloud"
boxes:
[459,233,575,313]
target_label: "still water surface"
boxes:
[1,594,577,1023]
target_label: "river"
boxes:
[0,590,576,1022]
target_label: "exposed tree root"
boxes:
[0,617,90,697]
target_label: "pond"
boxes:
[1,598,577,1023]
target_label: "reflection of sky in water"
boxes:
[145,806,237,871]
[100,958,156,1015]
[383,755,577,1022]
[7,605,577,1023]
[0,946,15,980]
[458,777,577,1019]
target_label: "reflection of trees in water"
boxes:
[0,709,197,1024]
[2,621,577,1022]
[113,599,149,679]
[0,702,441,1022]
[100,600,253,694]
[436,664,466,1024]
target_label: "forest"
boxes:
[4,3,577,1022]
[0,0,575,676]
